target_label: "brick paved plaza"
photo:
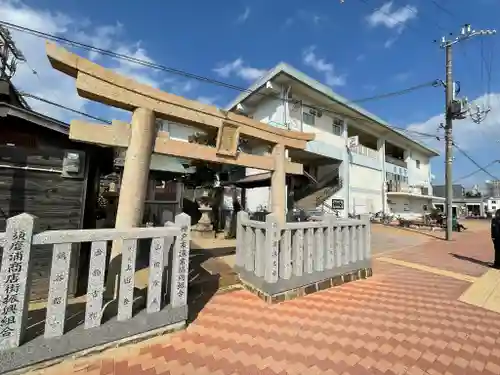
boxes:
[29,224,500,375]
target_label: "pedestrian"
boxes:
[490,209,500,268]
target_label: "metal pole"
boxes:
[444,43,454,240]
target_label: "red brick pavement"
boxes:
[376,229,494,277]
[37,231,500,375]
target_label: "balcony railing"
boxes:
[386,181,429,195]
[385,155,407,168]
[351,145,378,159]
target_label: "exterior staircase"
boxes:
[294,166,343,211]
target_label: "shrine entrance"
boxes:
[44,43,315,298]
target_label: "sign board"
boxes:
[216,123,240,157]
[331,199,344,210]
[347,136,359,149]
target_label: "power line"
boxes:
[428,0,455,19]
[0,20,440,138]
[21,91,440,144]
[20,92,112,124]
[453,159,500,183]
[452,142,500,181]
[347,81,439,104]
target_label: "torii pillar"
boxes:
[271,143,286,226]
[106,107,156,298]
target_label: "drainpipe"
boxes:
[342,118,350,218]
[299,100,304,132]
[378,137,387,213]
[284,85,292,130]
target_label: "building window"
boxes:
[333,117,343,135]
[416,160,421,169]
[302,112,315,126]
[332,124,342,136]
[492,200,497,204]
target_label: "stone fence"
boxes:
[235,212,372,302]
[0,212,190,374]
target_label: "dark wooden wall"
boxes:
[0,116,107,301]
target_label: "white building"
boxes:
[486,197,499,215]
[226,63,442,218]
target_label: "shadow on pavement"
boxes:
[450,253,493,268]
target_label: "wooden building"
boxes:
[0,79,112,300]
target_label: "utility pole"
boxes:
[0,25,25,79]
[439,24,496,240]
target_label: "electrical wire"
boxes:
[0,19,441,137]
[453,160,500,183]
[428,0,455,19]
[346,81,439,104]
[0,19,434,106]
[20,91,441,143]
[20,92,112,124]
[452,142,500,181]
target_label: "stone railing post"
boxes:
[325,215,336,269]
[264,213,279,283]
[360,214,371,260]
[235,211,248,268]
[170,213,191,308]
[0,213,37,350]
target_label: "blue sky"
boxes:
[3,0,500,188]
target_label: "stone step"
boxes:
[189,254,239,292]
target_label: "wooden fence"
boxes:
[0,212,190,373]
[235,212,371,298]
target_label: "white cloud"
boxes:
[282,17,294,29]
[282,10,326,30]
[356,54,366,62]
[362,84,377,92]
[366,1,417,47]
[297,10,325,26]
[1,0,194,123]
[113,43,160,89]
[213,58,266,82]
[406,93,500,152]
[302,46,346,87]
[384,36,398,48]
[196,96,219,106]
[236,6,250,23]
[74,23,123,60]
[366,1,417,31]
[393,71,411,82]
[1,0,85,120]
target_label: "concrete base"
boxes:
[0,306,187,375]
[236,260,371,296]
[241,268,373,304]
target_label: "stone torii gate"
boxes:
[45,42,315,296]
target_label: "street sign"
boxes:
[331,199,344,210]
